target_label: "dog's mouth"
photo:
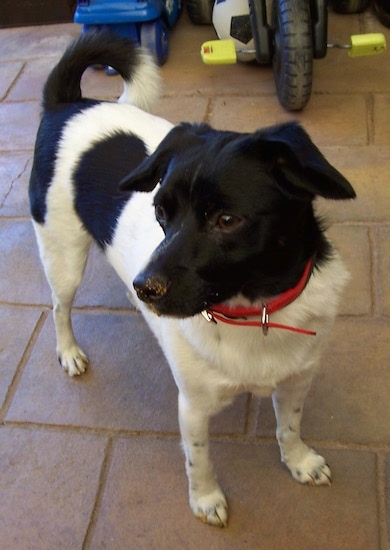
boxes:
[133,274,221,319]
[135,289,210,319]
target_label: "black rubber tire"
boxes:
[186,0,214,24]
[272,0,313,111]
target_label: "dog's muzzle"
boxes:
[133,273,170,305]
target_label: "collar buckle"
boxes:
[201,310,216,323]
[261,305,269,335]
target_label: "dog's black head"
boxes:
[119,122,355,317]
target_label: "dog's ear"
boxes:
[119,123,207,192]
[248,122,356,201]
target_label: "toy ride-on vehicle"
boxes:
[192,0,386,111]
[74,0,182,66]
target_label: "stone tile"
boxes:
[0,101,41,151]
[74,243,132,309]
[364,5,390,34]
[377,226,390,316]
[257,318,390,445]
[327,10,361,43]
[0,220,51,305]
[315,146,390,223]
[210,94,368,146]
[81,66,123,101]
[0,427,106,549]
[374,94,390,146]
[0,60,24,100]
[5,61,210,121]
[6,312,176,430]
[210,95,284,132]
[160,12,276,98]
[6,312,248,434]
[91,438,378,549]
[313,12,390,94]
[0,220,131,307]
[0,23,79,61]
[293,95,370,147]
[0,152,32,216]
[6,57,59,102]
[327,224,372,316]
[315,50,390,95]
[163,56,275,99]
[9,45,125,106]
[154,96,210,124]
[0,306,41,410]
[386,453,390,544]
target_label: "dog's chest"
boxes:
[174,314,323,394]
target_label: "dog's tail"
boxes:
[42,30,161,112]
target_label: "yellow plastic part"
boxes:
[200,39,237,65]
[349,33,386,57]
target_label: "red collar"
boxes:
[202,259,316,336]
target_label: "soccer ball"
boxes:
[212,0,256,62]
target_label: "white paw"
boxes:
[190,489,228,527]
[287,449,332,486]
[58,346,89,377]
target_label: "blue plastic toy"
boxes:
[74,0,182,66]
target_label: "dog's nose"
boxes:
[133,273,170,303]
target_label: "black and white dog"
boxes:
[29,31,356,527]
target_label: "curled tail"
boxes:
[42,30,161,112]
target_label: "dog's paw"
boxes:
[58,346,89,377]
[190,489,228,527]
[287,449,332,486]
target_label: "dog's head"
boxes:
[119,122,355,317]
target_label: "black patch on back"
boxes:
[74,131,148,247]
[29,100,99,224]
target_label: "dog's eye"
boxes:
[216,214,243,233]
[155,204,167,226]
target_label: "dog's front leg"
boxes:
[178,393,228,527]
[272,372,332,486]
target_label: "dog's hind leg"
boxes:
[33,220,92,376]
[272,372,332,486]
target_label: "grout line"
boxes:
[70,306,138,316]
[0,302,387,322]
[2,421,182,441]
[0,302,138,314]
[328,220,390,226]
[0,60,26,102]
[0,98,41,107]
[366,93,375,146]
[0,301,51,309]
[244,393,261,437]
[0,215,30,222]
[3,421,390,453]
[0,150,33,156]
[82,437,115,549]
[376,451,390,550]
[368,226,380,317]
[0,310,48,422]
[203,97,214,124]
[0,156,30,209]
[161,89,377,99]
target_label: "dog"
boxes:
[29,31,356,527]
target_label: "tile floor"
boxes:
[0,7,389,549]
